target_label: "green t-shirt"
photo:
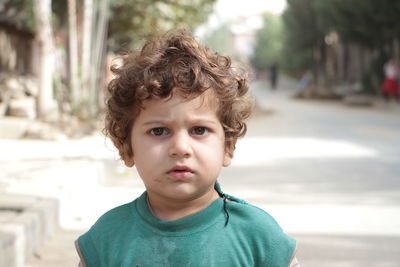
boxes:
[78,190,296,267]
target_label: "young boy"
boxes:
[76,30,298,267]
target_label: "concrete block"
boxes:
[0,117,31,139]
[0,231,16,267]
[0,195,59,267]
[7,97,36,119]
[0,222,26,267]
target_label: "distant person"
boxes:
[270,61,279,89]
[75,31,298,267]
[381,58,400,101]
[297,71,312,90]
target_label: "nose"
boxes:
[168,130,192,158]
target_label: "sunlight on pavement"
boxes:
[0,135,118,161]
[260,203,400,237]
[232,137,378,166]
[223,188,400,237]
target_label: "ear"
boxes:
[121,142,134,167]
[123,155,135,167]
[223,139,237,167]
[222,152,232,167]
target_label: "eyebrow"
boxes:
[141,118,220,126]
[142,120,165,126]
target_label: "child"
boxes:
[75,30,298,267]
[381,58,400,101]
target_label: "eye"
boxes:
[191,126,208,136]
[150,127,169,136]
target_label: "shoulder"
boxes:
[96,201,134,224]
[78,199,137,248]
[227,199,281,229]
[76,199,138,266]
[226,198,297,267]
[226,200,290,244]
[86,200,136,237]
[217,188,278,228]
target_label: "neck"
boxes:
[147,189,219,221]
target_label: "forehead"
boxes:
[141,89,219,114]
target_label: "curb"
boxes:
[0,117,31,139]
[0,194,59,267]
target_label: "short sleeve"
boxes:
[264,228,297,267]
[77,232,101,267]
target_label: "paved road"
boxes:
[2,79,400,266]
[224,79,400,266]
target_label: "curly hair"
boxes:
[104,30,253,161]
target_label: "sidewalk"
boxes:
[251,78,400,115]
[24,230,81,267]
[0,135,145,267]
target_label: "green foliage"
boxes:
[315,0,400,49]
[314,0,400,91]
[108,0,216,52]
[1,0,216,52]
[51,0,68,29]
[0,0,67,33]
[282,0,400,76]
[202,23,234,56]
[0,0,35,32]
[281,0,325,75]
[250,13,283,71]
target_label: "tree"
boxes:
[63,0,216,117]
[315,0,400,50]
[202,23,235,56]
[67,0,80,111]
[33,0,56,119]
[251,13,283,72]
[81,0,93,104]
[67,0,110,118]
[0,0,35,31]
[108,0,216,52]
[5,0,217,121]
[282,0,327,83]
[88,0,110,116]
[315,0,400,91]
[2,0,58,119]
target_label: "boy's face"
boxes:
[125,90,231,202]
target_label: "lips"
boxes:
[167,166,194,179]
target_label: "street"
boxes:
[225,79,400,266]
[2,79,400,267]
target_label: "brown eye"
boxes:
[150,127,168,136]
[191,127,208,136]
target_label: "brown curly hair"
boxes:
[104,30,253,162]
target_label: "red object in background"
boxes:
[382,78,399,96]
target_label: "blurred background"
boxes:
[1,0,400,266]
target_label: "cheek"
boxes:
[198,138,226,161]
[133,140,164,164]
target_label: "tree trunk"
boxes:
[393,38,399,61]
[314,42,327,86]
[33,0,55,120]
[89,0,110,115]
[81,0,93,103]
[337,42,345,81]
[68,0,80,110]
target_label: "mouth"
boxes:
[167,166,194,179]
